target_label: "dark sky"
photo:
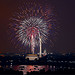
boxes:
[0,0,75,53]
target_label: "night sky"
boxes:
[0,0,75,53]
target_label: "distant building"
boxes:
[37,49,47,56]
[25,54,39,60]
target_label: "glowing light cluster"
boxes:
[17,17,48,46]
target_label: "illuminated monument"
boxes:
[25,35,42,60]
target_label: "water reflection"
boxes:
[13,65,49,75]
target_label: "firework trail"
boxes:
[9,0,56,53]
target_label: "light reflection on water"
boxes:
[13,65,49,75]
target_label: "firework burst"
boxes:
[9,1,56,53]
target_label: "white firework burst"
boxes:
[9,1,55,53]
[16,17,48,46]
